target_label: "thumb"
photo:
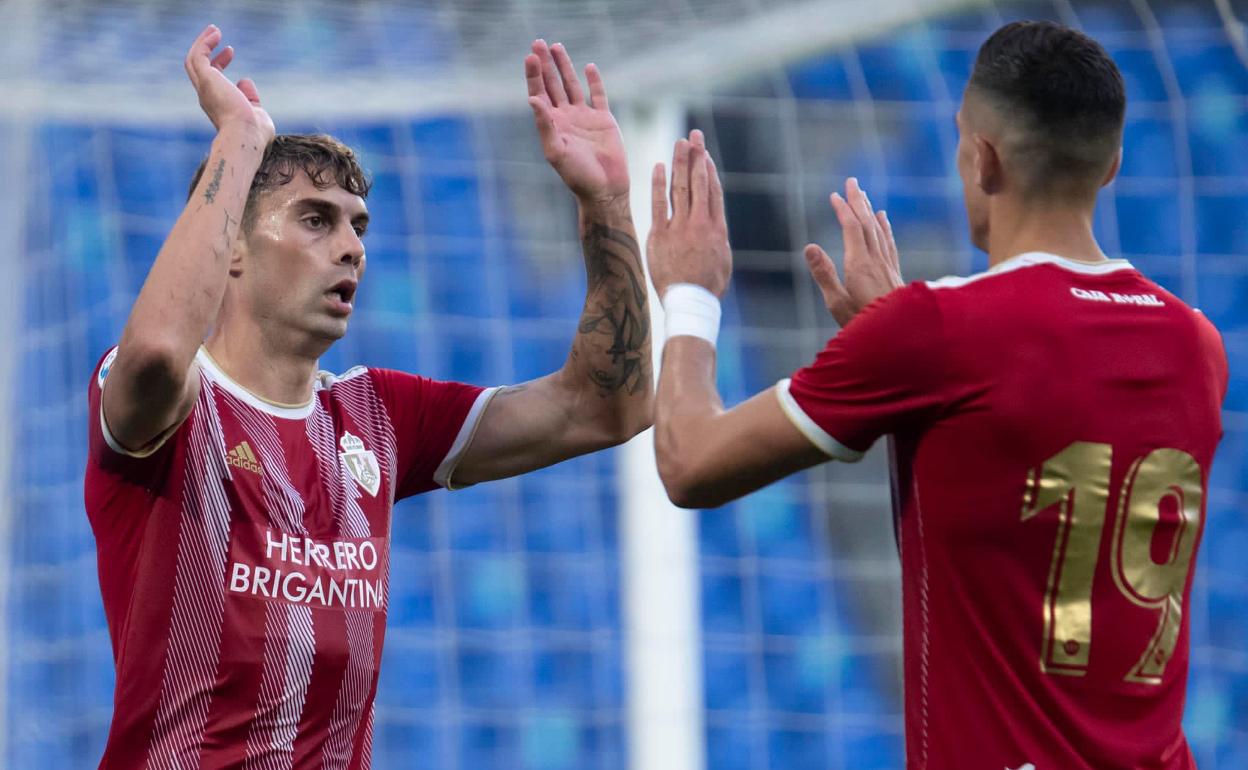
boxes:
[803,243,844,304]
[237,78,261,105]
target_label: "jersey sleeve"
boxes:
[87,346,187,490]
[367,368,497,498]
[776,283,949,460]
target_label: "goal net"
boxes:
[2,0,1245,768]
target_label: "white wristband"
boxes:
[662,283,722,347]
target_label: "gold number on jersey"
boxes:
[1021,442,1203,683]
[1111,449,1203,683]
[1021,442,1112,675]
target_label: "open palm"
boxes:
[525,40,628,204]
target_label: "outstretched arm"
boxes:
[648,136,902,508]
[452,41,651,486]
[103,25,275,451]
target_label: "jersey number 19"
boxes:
[1020,442,1203,684]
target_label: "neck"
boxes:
[985,196,1106,268]
[204,313,324,407]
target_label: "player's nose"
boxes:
[338,231,365,268]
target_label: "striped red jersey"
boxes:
[775,253,1228,769]
[85,347,494,769]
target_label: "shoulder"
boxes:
[843,281,943,340]
[1121,274,1225,357]
[854,280,940,321]
[807,282,945,378]
[1188,306,1229,382]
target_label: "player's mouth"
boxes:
[325,278,358,316]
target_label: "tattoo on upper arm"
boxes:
[203,159,225,204]
[577,224,650,396]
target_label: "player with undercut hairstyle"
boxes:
[647,21,1225,770]
[85,25,650,769]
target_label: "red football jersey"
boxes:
[85,347,494,769]
[776,253,1227,769]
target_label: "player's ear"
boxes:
[228,231,247,278]
[972,133,1003,195]
[1100,147,1123,189]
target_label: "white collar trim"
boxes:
[196,347,317,419]
[927,252,1135,290]
[995,251,1135,274]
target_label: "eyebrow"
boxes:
[295,197,370,230]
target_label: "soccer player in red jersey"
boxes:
[648,22,1226,770]
[85,25,650,769]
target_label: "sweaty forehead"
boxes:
[258,168,369,218]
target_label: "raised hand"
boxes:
[184,25,275,144]
[525,40,628,205]
[804,177,903,327]
[647,130,732,298]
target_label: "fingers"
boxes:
[532,39,567,107]
[707,153,725,225]
[830,192,870,259]
[524,53,548,105]
[670,138,691,221]
[236,78,261,105]
[585,63,609,110]
[689,130,709,215]
[185,24,222,84]
[845,177,882,257]
[876,209,902,279]
[651,163,669,228]
[210,45,234,72]
[689,129,726,224]
[550,43,585,105]
[804,243,847,309]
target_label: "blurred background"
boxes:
[2,0,1246,767]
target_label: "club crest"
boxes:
[339,431,381,497]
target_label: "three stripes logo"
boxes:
[227,440,264,476]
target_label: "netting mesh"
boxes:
[4,0,1247,768]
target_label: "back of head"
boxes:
[188,133,372,231]
[968,21,1126,200]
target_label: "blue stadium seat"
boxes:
[768,728,828,769]
[788,54,855,101]
[377,638,442,708]
[706,722,756,770]
[457,643,525,709]
[858,34,936,102]
[704,647,753,712]
[1120,116,1180,178]
[765,647,829,713]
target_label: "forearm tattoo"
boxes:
[203,159,225,204]
[575,224,650,396]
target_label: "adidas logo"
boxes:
[226,440,263,476]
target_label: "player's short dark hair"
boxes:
[968,21,1126,197]
[188,133,372,231]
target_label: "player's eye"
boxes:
[303,214,326,230]
[353,225,367,237]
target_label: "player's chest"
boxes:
[214,412,393,539]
